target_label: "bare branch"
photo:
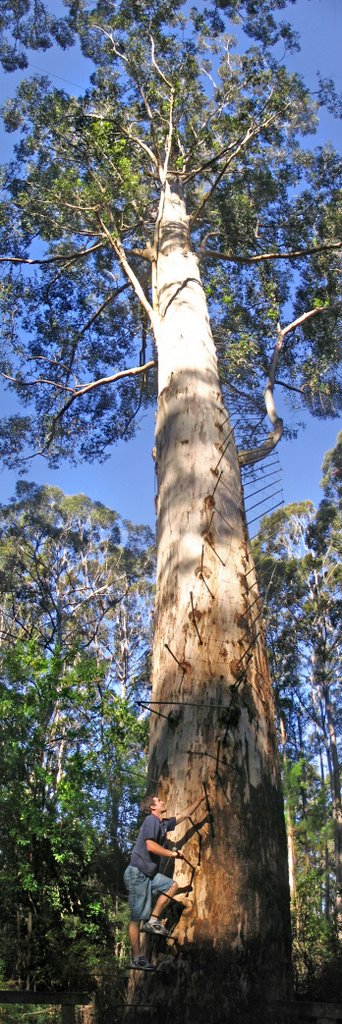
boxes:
[27,354,80,378]
[139,85,162,166]
[0,241,103,267]
[41,359,156,454]
[139,84,154,123]
[1,371,73,393]
[200,241,342,264]
[200,66,218,91]
[93,24,128,63]
[282,304,339,337]
[129,244,155,262]
[238,303,339,468]
[238,324,284,468]
[4,360,156,404]
[274,379,310,395]
[67,281,131,371]
[190,121,270,226]
[72,359,156,399]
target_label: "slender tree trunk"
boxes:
[297,713,310,872]
[318,742,331,921]
[322,685,342,941]
[129,183,292,1022]
[313,642,341,940]
[280,718,297,903]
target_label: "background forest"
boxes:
[0,433,341,1011]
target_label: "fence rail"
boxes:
[0,990,92,1024]
[0,992,341,1024]
[273,1003,342,1023]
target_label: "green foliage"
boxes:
[291,873,338,997]
[0,480,155,657]
[0,637,142,987]
[254,440,341,996]
[0,0,74,73]
[0,484,154,989]
[0,1,340,467]
[307,432,342,580]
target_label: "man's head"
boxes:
[141,794,166,817]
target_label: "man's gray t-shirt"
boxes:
[130,814,177,878]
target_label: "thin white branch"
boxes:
[190,118,273,225]
[29,359,157,458]
[120,124,159,168]
[97,216,157,332]
[1,371,73,392]
[238,302,339,468]
[162,87,175,183]
[200,66,218,90]
[72,360,156,398]
[282,305,336,337]
[83,111,159,169]
[2,360,157,421]
[149,35,172,89]
[93,24,128,62]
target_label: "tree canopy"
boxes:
[0,0,340,470]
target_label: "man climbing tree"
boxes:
[124,792,205,970]
[0,0,340,1020]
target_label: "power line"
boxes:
[27,62,84,91]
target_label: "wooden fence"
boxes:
[0,990,92,1024]
[273,1003,342,1024]
[0,992,341,1023]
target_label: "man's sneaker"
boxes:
[131,955,154,971]
[142,919,170,937]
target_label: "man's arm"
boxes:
[175,794,206,826]
[146,840,182,859]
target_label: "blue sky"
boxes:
[0,0,341,526]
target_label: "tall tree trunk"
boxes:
[130,183,292,1022]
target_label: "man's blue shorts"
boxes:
[124,865,173,922]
